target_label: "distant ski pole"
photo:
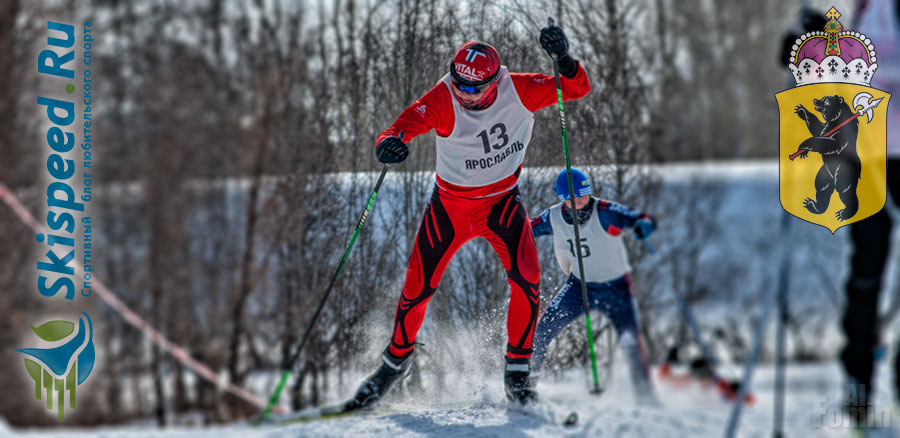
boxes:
[260,160,393,421]
[766,3,812,432]
[547,16,602,395]
[773,239,790,438]
[643,241,719,368]
[674,291,719,369]
[724,212,793,438]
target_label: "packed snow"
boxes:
[4,360,897,437]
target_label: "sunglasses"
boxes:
[453,76,497,95]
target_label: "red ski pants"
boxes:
[388,185,541,360]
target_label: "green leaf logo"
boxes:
[30,320,75,342]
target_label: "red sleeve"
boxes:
[510,62,591,113]
[375,81,455,147]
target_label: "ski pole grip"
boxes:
[386,131,404,169]
[546,18,559,60]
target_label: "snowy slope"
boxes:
[5,361,893,437]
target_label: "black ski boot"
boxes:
[345,348,413,411]
[504,356,537,405]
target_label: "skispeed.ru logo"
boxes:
[18,313,96,421]
[24,19,98,421]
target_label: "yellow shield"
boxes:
[776,83,889,233]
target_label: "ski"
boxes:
[258,402,417,426]
[506,399,579,428]
[658,362,755,406]
[258,397,579,429]
[711,375,756,406]
[257,403,358,425]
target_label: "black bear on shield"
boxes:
[793,95,861,221]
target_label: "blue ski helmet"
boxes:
[554,169,592,201]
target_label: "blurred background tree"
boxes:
[0,0,851,427]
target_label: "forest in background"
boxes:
[0,0,848,427]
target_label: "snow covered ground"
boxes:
[5,161,899,437]
[4,360,897,437]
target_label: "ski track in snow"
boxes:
[5,361,894,437]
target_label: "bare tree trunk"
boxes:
[226,137,267,387]
[0,0,20,179]
[150,195,168,426]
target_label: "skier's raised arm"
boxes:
[511,25,591,113]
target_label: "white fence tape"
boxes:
[0,183,285,415]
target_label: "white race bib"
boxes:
[435,67,534,187]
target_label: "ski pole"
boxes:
[673,290,719,370]
[547,16,602,395]
[773,242,790,438]
[773,125,797,438]
[643,240,720,369]
[727,5,807,431]
[768,2,811,430]
[260,160,393,421]
[643,239,734,389]
[724,211,793,438]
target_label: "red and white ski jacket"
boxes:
[376,63,591,198]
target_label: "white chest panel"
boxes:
[548,202,631,283]
[435,67,534,187]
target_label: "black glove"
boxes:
[375,136,408,164]
[634,218,656,240]
[540,25,569,58]
[540,25,578,78]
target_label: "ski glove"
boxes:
[634,219,655,240]
[540,25,568,58]
[540,25,578,78]
[376,136,408,164]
